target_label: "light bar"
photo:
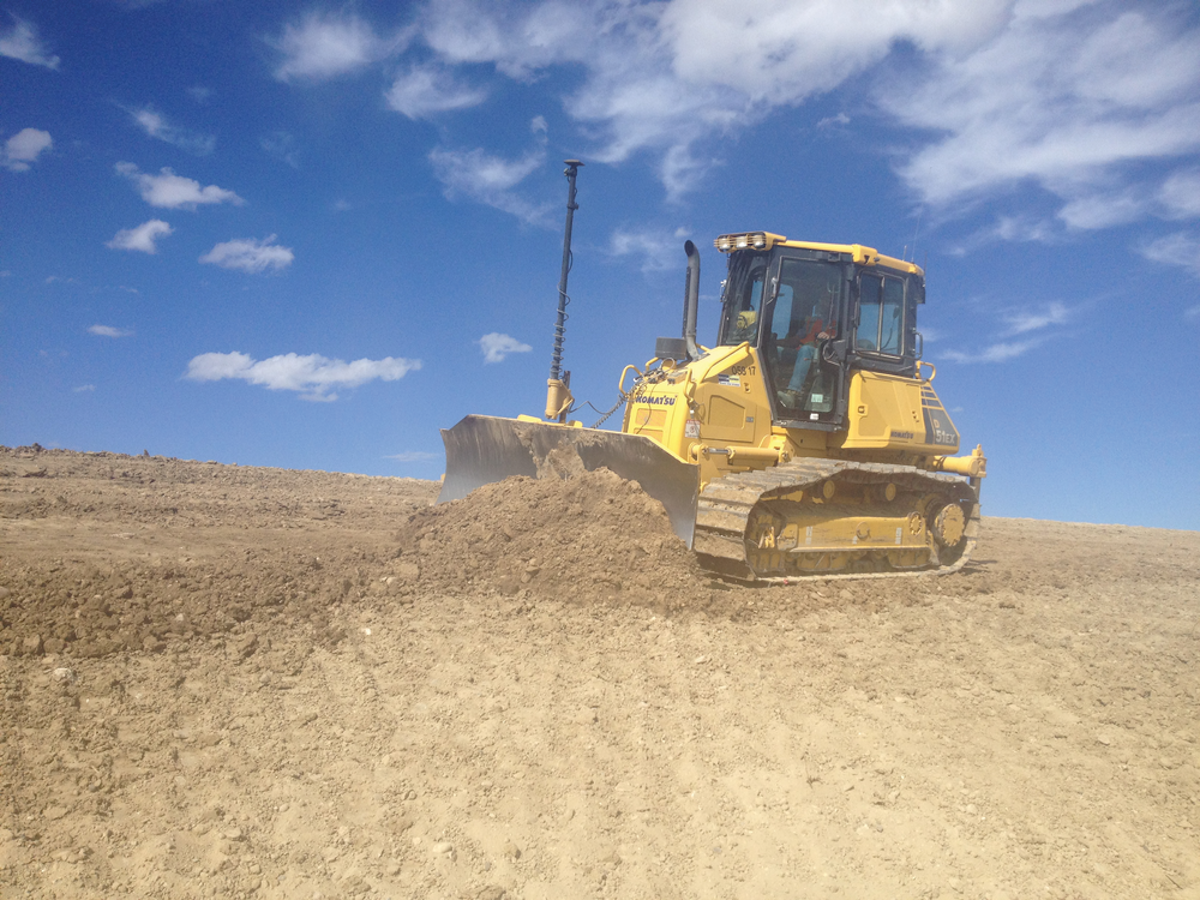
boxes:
[714,232,770,252]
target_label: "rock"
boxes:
[52,667,76,683]
[236,633,259,659]
[22,634,43,655]
[394,562,421,580]
[431,841,454,857]
[44,805,68,820]
[502,838,521,860]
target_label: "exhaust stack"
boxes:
[683,240,700,360]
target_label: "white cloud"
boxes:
[73,384,96,393]
[429,146,549,223]
[1159,168,1200,220]
[264,0,1200,214]
[106,219,173,254]
[662,1,1009,103]
[185,351,421,401]
[1058,189,1148,230]
[936,300,1070,367]
[941,337,1047,364]
[200,235,294,274]
[386,451,439,463]
[261,132,300,168]
[116,162,244,209]
[88,325,134,338]
[0,16,59,69]
[385,63,488,118]
[478,332,532,363]
[817,112,850,129]
[885,6,1200,217]
[3,128,52,171]
[188,86,213,104]
[1139,231,1200,279]
[1000,302,1070,336]
[942,298,1069,364]
[128,106,215,155]
[269,12,401,81]
[409,0,1012,198]
[1186,305,1200,321]
[414,1,739,196]
[609,225,690,272]
[945,215,1061,256]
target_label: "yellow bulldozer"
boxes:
[439,161,986,580]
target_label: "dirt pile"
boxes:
[0,447,439,660]
[0,448,714,661]
[389,468,709,606]
[0,549,365,660]
[3,447,1200,898]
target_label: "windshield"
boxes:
[765,258,843,418]
[767,259,841,346]
[718,253,768,345]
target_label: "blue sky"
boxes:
[2,0,1199,531]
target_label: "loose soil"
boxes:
[2,445,1198,899]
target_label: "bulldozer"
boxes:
[439,162,986,580]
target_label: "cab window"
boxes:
[719,254,768,345]
[858,273,906,356]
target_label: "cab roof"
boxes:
[714,232,923,276]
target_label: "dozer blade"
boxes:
[438,414,700,548]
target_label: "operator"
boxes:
[780,313,835,400]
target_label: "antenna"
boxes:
[544,160,583,422]
[909,207,923,263]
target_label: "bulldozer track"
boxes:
[693,458,980,582]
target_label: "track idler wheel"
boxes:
[929,501,966,549]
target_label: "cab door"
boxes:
[762,255,848,429]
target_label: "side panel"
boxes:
[841,371,960,453]
[622,346,782,487]
[692,347,768,445]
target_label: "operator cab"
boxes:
[715,233,924,431]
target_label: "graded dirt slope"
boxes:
[2,446,1198,899]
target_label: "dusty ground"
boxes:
[1,445,1198,900]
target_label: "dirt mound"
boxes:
[5,446,1200,899]
[390,469,709,607]
[0,447,439,660]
